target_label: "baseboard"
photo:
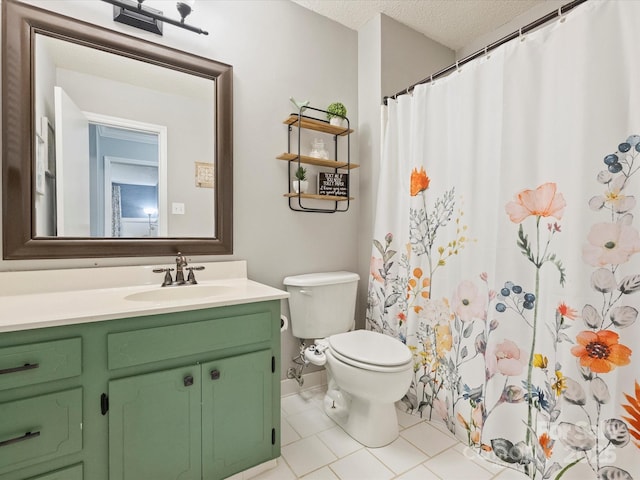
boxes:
[280,370,327,397]
[236,458,278,480]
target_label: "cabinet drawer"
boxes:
[28,463,83,480]
[0,388,82,473]
[0,338,82,391]
[108,311,272,370]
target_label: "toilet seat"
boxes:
[327,330,412,373]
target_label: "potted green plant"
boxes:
[326,102,347,126]
[293,166,308,194]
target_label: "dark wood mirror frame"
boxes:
[1,0,233,260]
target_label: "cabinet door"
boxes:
[108,366,201,480]
[201,349,274,480]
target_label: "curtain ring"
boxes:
[519,27,525,42]
[558,6,566,22]
[456,60,460,72]
[430,74,434,85]
[484,46,490,60]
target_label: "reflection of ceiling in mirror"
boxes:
[37,34,213,102]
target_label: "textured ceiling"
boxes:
[290,0,548,51]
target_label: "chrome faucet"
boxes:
[174,252,188,284]
[153,252,205,286]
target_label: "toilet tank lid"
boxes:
[283,271,360,287]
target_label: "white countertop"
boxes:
[0,261,289,333]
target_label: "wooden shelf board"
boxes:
[283,115,353,136]
[284,193,353,202]
[276,153,360,169]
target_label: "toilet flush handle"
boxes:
[299,289,312,296]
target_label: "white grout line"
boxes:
[245,384,510,480]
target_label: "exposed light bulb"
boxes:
[176,0,195,22]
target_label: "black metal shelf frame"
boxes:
[286,106,351,213]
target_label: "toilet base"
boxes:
[324,388,400,448]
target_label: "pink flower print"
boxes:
[452,280,486,321]
[370,256,384,282]
[486,339,525,377]
[505,182,566,224]
[583,222,640,267]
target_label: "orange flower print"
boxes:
[571,330,632,373]
[410,167,430,196]
[457,412,469,430]
[538,432,553,459]
[505,182,566,223]
[621,381,640,449]
[557,302,578,320]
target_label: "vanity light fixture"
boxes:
[103,0,209,36]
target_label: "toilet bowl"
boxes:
[283,271,413,448]
[318,329,413,447]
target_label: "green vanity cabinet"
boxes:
[0,300,281,480]
[109,349,275,480]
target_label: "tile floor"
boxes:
[240,386,531,480]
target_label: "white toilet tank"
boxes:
[283,271,359,339]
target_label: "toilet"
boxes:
[283,271,413,448]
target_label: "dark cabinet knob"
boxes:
[183,375,194,387]
[210,369,220,380]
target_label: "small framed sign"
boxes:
[318,172,349,197]
[195,162,215,188]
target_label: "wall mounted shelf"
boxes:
[282,115,353,136]
[283,193,354,201]
[276,153,359,170]
[279,107,357,213]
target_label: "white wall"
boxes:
[381,14,454,99]
[456,0,565,59]
[355,16,383,330]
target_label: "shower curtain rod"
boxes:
[383,0,588,105]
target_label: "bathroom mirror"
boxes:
[2,0,233,259]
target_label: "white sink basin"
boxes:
[125,285,231,302]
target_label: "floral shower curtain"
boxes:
[367,2,640,478]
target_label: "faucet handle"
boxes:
[153,267,175,287]
[185,266,205,284]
